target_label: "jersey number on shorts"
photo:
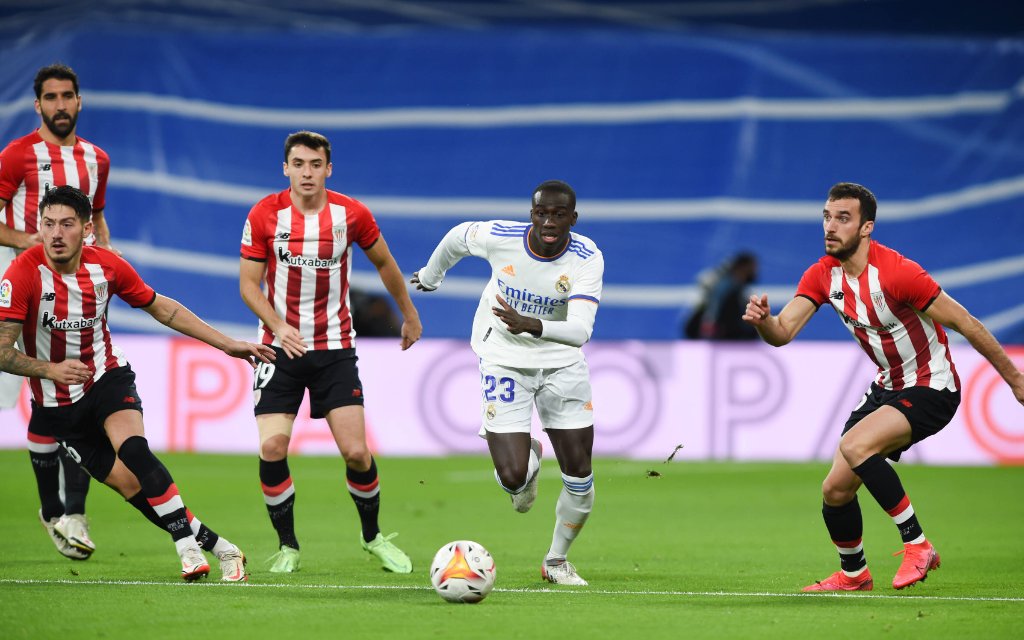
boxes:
[254,362,276,390]
[483,375,515,402]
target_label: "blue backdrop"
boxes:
[1,11,1022,343]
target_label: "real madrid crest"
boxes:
[485,403,497,420]
[555,275,570,294]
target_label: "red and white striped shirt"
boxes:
[0,130,110,234]
[240,189,381,351]
[0,245,155,406]
[796,241,959,392]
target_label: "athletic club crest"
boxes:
[94,282,108,304]
[871,291,887,313]
[555,275,570,294]
[332,225,346,244]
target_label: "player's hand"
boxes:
[273,323,307,359]
[410,271,437,292]
[49,359,92,385]
[20,232,41,250]
[400,315,422,351]
[492,295,542,336]
[742,293,771,326]
[223,340,276,368]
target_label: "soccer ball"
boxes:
[429,540,496,603]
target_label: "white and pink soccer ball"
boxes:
[429,540,496,603]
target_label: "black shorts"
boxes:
[843,382,960,461]
[253,347,364,419]
[28,365,143,481]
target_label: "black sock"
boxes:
[346,457,381,543]
[59,447,91,515]
[852,454,924,543]
[117,436,190,542]
[127,491,166,529]
[186,510,221,552]
[29,447,64,521]
[260,457,298,549]
[822,498,867,573]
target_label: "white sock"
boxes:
[174,535,201,555]
[546,473,594,560]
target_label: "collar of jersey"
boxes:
[521,227,570,262]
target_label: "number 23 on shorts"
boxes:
[483,375,515,402]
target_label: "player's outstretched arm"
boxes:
[742,294,816,347]
[0,320,90,383]
[142,294,275,368]
[925,291,1024,405]
[413,221,478,291]
[364,236,422,351]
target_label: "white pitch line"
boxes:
[1,578,1021,603]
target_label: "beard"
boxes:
[41,110,78,140]
[825,233,862,261]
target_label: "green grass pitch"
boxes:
[0,450,1021,639]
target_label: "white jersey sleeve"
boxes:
[416,221,485,290]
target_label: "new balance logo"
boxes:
[501,264,516,277]
[122,396,137,404]
[41,292,56,302]
[829,291,844,300]
[39,163,51,172]
[275,232,291,240]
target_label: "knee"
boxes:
[117,435,152,466]
[340,442,371,469]
[260,435,290,461]
[494,460,528,491]
[838,436,872,468]
[821,476,857,505]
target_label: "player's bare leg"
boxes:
[841,407,939,589]
[487,431,541,512]
[541,426,593,586]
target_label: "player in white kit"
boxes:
[413,180,603,586]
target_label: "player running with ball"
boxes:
[413,180,603,586]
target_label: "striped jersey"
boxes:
[240,189,380,350]
[418,220,604,368]
[0,130,110,234]
[0,245,156,406]
[796,241,959,392]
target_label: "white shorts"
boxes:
[0,246,23,409]
[478,359,594,435]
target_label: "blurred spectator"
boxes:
[683,252,759,340]
[351,288,401,337]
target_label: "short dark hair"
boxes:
[284,131,331,164]
[533,179,576,210]
[39,185,92,222]
[827,182,877,224]
[34,63,79,99]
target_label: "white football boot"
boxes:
[541,560,588,586]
